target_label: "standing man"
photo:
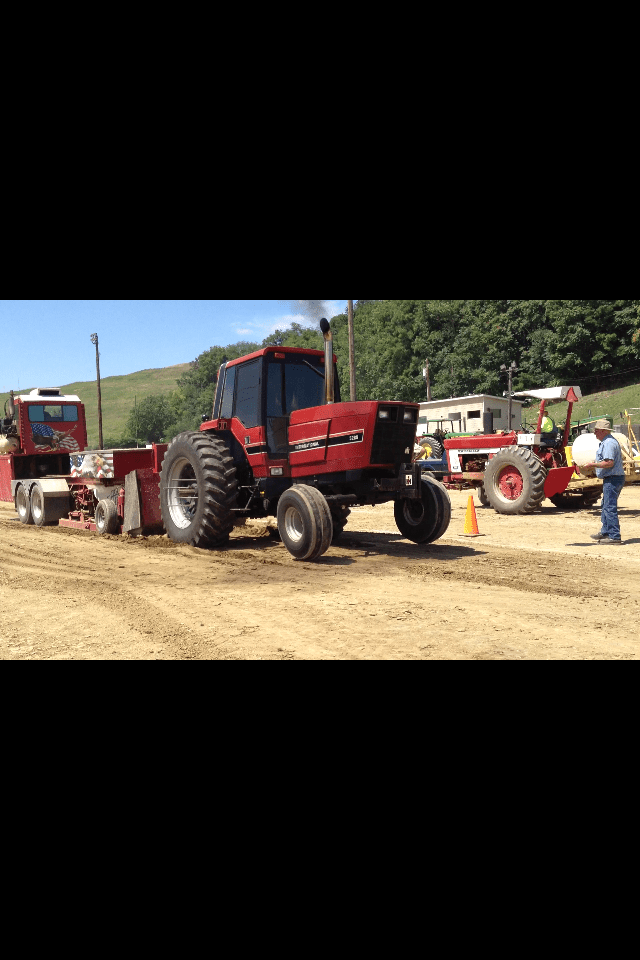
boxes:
[582,419,625,544]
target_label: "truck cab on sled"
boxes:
[159,320,451,560]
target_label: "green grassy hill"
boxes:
[1,364,190,447]
[523,382,640,433]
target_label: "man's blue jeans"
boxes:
[600,476,625,540]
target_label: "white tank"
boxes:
[572,431,631,474]
[571,432,598,467]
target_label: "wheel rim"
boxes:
[402,499,426,526]
[284,506,305,543]
[96,503,106,532]
[32,491,43,522]
[496,466,524,500]
[17,487,29,518]
[165,456,198,529]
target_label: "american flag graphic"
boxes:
[70,452,115,479]
[32,422,80,452]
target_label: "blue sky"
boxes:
[0,300,348,393]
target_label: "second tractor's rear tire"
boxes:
[160,431,238,547]
[277,485,333,560]
[484,446,546,514]
[394,474,451,543]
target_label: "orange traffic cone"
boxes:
[462,495,482,536]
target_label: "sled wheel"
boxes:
[95,498,120,534]
[31,485,48,526]
[16,484,33,525]
[277,485,333,560]
[484,446,546,514]
[394,474,451,543]
[160,431,238,547]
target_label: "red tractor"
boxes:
[158,319,451,560]
[442,386,584,513]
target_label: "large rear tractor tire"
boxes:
[160,431,238,547]
[394,474,451,543]
[277,485,333,561]
[16,484,33,525]
[484,446,546,515]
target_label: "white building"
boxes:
[416,393,526,436]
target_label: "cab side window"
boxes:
[235,360,260,428]
[220,367,236,419]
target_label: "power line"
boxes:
[576,363,640,383]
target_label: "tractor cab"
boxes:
[212,347,340,459]
[202,346,342,491]
[1,388,87,459]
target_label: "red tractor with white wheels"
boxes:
[442,386,585,514]
[158,319,451,560]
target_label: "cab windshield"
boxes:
[28,405,78,423]
[267,355,339,417]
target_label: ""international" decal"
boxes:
[292,430,364,453]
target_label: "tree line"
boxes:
[109,300,640,445]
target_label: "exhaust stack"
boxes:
[319,318,334,404]
[6,390,15,418]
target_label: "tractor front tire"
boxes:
[484,446,546,515]
[160,431,238,547]
[277,485,333,561]
[394,474,451,543]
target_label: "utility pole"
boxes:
[500,361,518,429]
[423,358,431,400]
[347,300,356,401]
[90,333,104,449]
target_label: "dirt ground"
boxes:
[1,484,639,660]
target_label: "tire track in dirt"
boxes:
[2,491,639,660]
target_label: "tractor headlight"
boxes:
[403,409,417,422]
[378,407,397,421]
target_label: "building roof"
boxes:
[418,393,526,407]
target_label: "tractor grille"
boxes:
[371,406,416,465]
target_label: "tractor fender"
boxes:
[543,466,574,499]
